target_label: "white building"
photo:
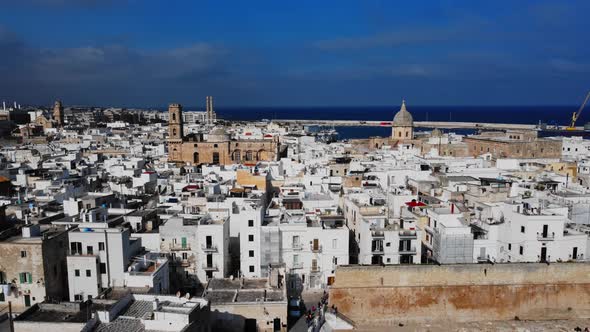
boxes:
[159,214,230,285]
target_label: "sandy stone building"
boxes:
[391,100,414,141]
[0,224,69,311]
[34,101,64,129]
[463,130,561,158]
[167,103,280,165]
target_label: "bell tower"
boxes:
[168,103,184,162]
[53,100,64,126]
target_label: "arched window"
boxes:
[398,131,402,137]
[405,131,409,137]
[213,144,218,148]
[193,152,199,164]
[245,150,253,161]
[173,128,177,136]
[172,113,176,121]
[212,152,220,164]
[257,150,266,160]
[232,150,241,162]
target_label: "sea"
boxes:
[170,105,587,140]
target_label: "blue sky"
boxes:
[1,0,589,107]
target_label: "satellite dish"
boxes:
[185,293,190,299]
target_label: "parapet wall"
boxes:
[329,263,590,325]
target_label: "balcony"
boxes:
[180,259,190,267]
[201,244,218,252]
[292,243,303,251]
[477,255,489,263]
[399,246,417,255]
[371,230,385,239]
[291,262,303,269]
[537,232,555,241]
[67,250,97,257]
[310,244,323,253]
[399,230,417,239]
[371,247,384,254]
[310,266,321,274]
[202,264,219,271]
[170,244,190,251]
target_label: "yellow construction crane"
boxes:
[568,90,590,130]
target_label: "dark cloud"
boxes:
[313,27,459,51]
[0,25,243,106]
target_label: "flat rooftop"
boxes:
[15,303,90,323]
[204,277,285,304]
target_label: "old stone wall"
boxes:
[329,263,590,325]
[464,137,561,158]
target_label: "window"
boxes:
[248,220,254,227]
[172,113,176,121]
[20,250,26,258]
[74,294,83,301]
[75,269,80,277]
[99,263,106,274]
[249,234,254,242]
[249,250,254,257]
[520,226,525,233]
[249,265,255,273]
[19,272,32,284]
[292,235,300,247]
[87,246,93,255]
[213,144,218,148]
[386,242,391,247]
[99,242,105,251]
[519,246,524,255]
[387,258,391,263]
[508,244,512,251]
[86,270,91,277]
[332,239,337,249]
[212,152,220,164]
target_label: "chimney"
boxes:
[2,101,5,111]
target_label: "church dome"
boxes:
[208,127,229,141]
[392,100,413,127]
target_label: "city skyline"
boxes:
[1,0,590,107]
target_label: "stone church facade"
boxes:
[167,103,279,165]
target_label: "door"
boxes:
[542,225,548,237]
[540,247,547,262]
[207,254,213,267]
[245,319,257,332]
[206,236,212,249]
[479,247,486,260]
[313,239,319,251]
[24,294,31,307]
[573,247,578,260]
